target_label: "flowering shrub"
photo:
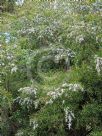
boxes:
[15,87,38,109]
[0,0,102,136]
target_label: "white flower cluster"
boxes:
[16,97,33,108]
[46,88,64,104]
[95,55,102,75]
[76,35,84,44]
[62,82,84,92]
[15,130,23,136]
[67,19,102,45]
[52,48,75,64]
[34,100,39,109]
[30,119,38,130]
[15,0,24,6]
[11,63,18,74]
[0,48,18,75]
[19,16,61,42]
[63,83,84,92]
[92,1,102,12]
[46,83,83,105]
[64,107,75,130]
[50,0,58,10]
[18,87,37,96]
[15,87,38,109]
[6,53,14,61]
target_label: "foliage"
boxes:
[0,0,16,13]
[0,0,102,136]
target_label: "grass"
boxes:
[37,69,70,92]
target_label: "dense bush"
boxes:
[0,0,102,136]
[0,0,16,12]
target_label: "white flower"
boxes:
[95,55,102,75]
[14,44,17,48]
[53,0,58,10]
[46,99,53,105]
[76,35,84,44]
[7,56,12,60]
[47,88,64,100]
[30,119,38,130]
[15,0,24,6]
[16,87,38,108]
[15,130,23,136]
[62,100,65,104]
[64,107,75,130]
[68,83,84,92]
[54,55,60,63]
[34,100,39,109]
[11,66,18,73]
[62,83,69,88]
[50,0,58,10]
[18,87,37,96]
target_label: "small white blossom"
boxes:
[7,56,12,60]
[64,107,75,130]
[11,66,18,73]
[62,83,69,88]
[15,87,38,109]
[76,35,84,44]
[15,131,23,136]
[62,82,84,92]
[46,99,53,105]
[30,119,38,130]
[95,55,102,75]
[18,87,37,96]
[62,100,65,104]
[14,44,18,48]
[15,0,24,6]
[68,83,84,92]
[50,0,58,10]
[34,100,39,109]
[47,88,64,100]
